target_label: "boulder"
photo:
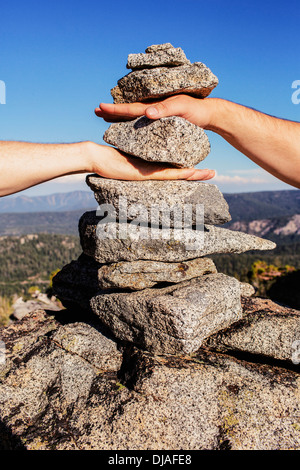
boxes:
[54,252,217,291]
[127,44,190,70]
[204,296,300,365]
[1,308,300,450]
[103,116,210,167]
[111,62,218,103]
[97,257,217,290]
[79,211,276,263]
[90,273,243,354]
[86,175,231,226]
[145,43,175,52]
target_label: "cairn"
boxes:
[53,43,275,355]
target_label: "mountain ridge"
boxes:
[0,188,299,238]
[0,188,299,217]
[0,190,96,213]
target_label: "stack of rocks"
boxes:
[53,44,276,355]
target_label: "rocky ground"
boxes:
[0,296,299,450]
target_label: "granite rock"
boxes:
[1,307,300,449]
[90,273,243,354]
[79,211,276,263]
[53,253,217,291]
[97,257,217,290]
[115,349,300,450]
[52,253,105,310]
[111,62,218,103]
[52,322,122,371]
[127,46,190,70]
[145,43,174,52]
[103,116,210,167]
[86,175,231,226]
[240,282,255,297]
[0,310,122,377]
[203,296,300,365]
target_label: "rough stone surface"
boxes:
[87,175,232,226]
[1,308,300,450]
[103,116,210,167]
[240,282,255,297]
[127,47,190,70]
[89,273,243,354]
[52,322,122,371]
[204,296,300,365]
[52,253,105,310]
[54,269,242,354]
[79,211,276,263]
[116,349,300,450]
[0,310,122,377]
[145,43,174,53]
[54,252,217,291]
[97,257,217,290]
[111,62,219,103]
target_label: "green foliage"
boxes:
[0,296,12,327]
[0,234,81,297]
[27,286,41,294]
[212,243,300,283]
[213,244,300,307]
[0,210,84,236]
[0,231,299,312]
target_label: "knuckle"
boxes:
[157,101,169,114]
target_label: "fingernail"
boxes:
[147,107,159,118]
[204,170,215,179]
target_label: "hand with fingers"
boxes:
[95,94,216,182]
[95,94,215,129]
[89,144,215,182]
[96,94,300,189]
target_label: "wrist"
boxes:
[80,141,99,173]
[204,98,226,132]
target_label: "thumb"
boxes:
[145,101,178,120]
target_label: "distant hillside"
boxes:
[0,188,299,237]
[225,214,300,245]
[224,189,300,222]
[0,210,84,236]
[1,188,299,218]
[0,190,96,213]
[0,234,81,297]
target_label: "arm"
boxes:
[0,140,214,197]
[96,96,300,189]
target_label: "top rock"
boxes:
[145,43,174,52]
[111,43,218,103]
[127,43,191,70]
[111,62,218,103]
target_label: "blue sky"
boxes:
[0,0,299,197]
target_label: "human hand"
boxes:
[88,143,215,181]
[95,94,219,130]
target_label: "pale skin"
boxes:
[0,137,213,197]
[96,95,300,189]
[1,94,299,196]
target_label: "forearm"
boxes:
[0,141,92,196]
[97,96,300,188]
[207,99,300,188]
[0,139,213,197]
